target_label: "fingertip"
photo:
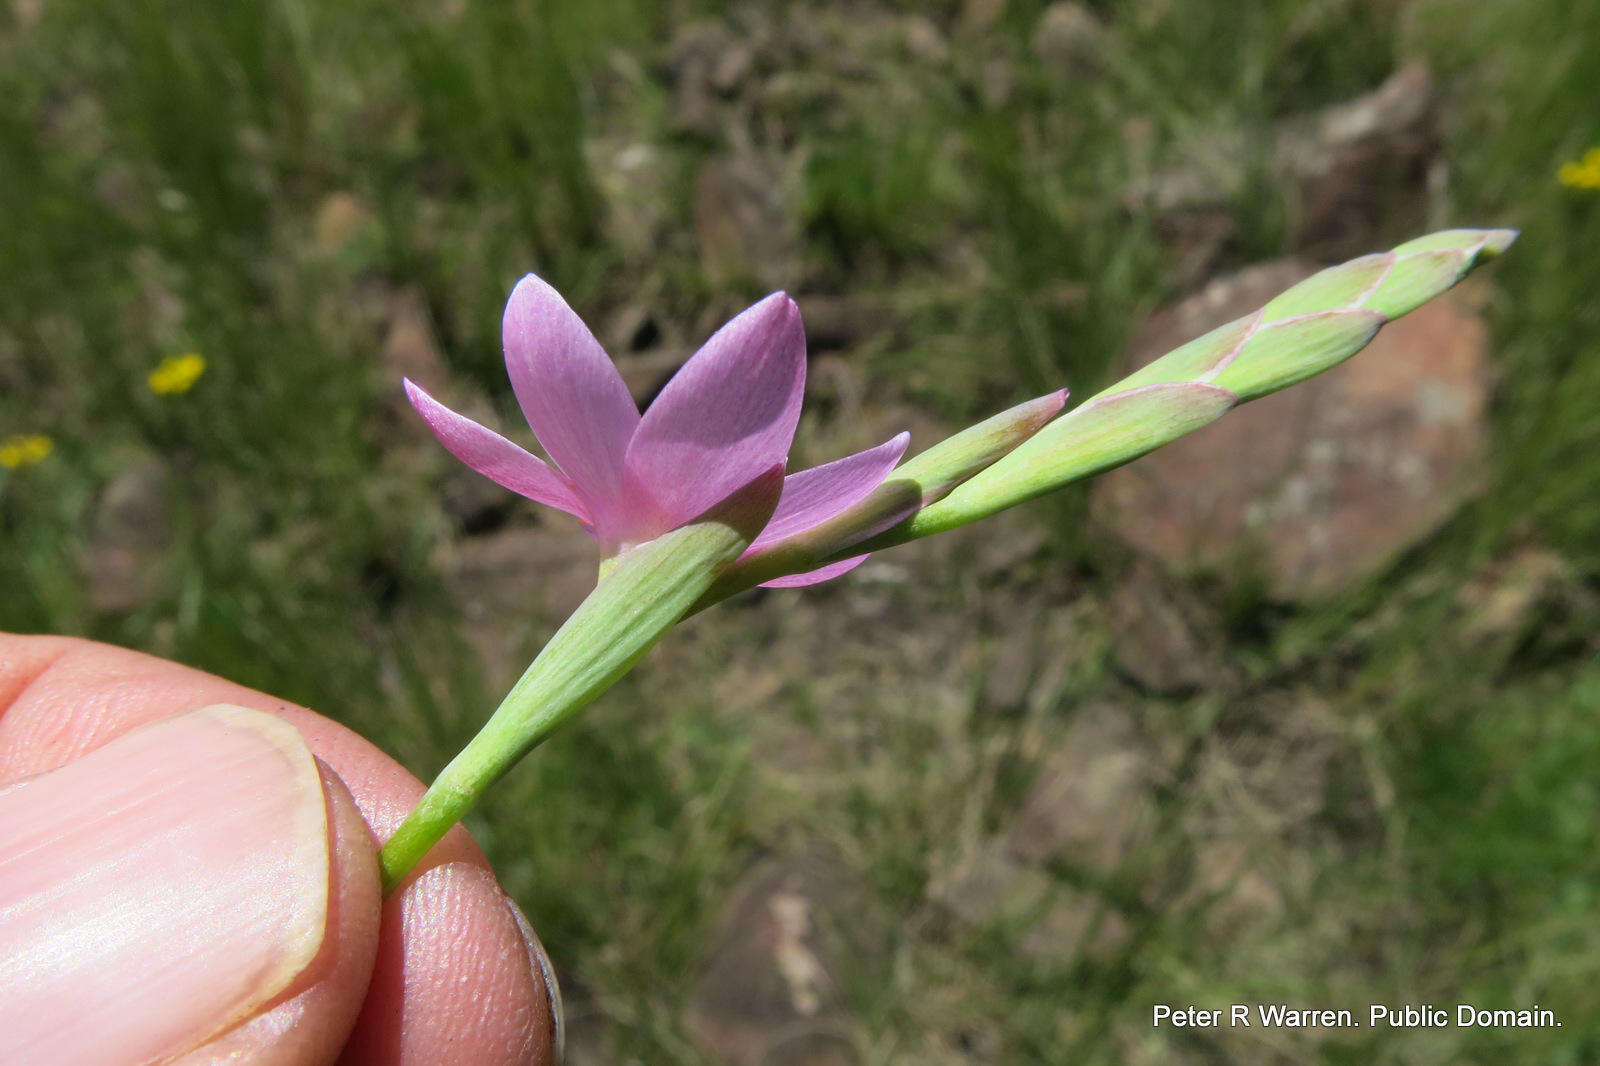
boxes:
[343,862,553,1066]
[503,894,563,1065]
[177,757,382,1064]
[0,633,81,719]
[0,706,336,1064]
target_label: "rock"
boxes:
[380,289,446,385]
[377,288,454,439]
[12,0,43,29]
[936,841,1129,963]
[433,522,596,684]
[83,459,173,613]
[1032,2,1105,78]
[1275,62,1435,254]
[1108,561,1227,695]
[901,15,949,63]
[1007,704,1158,875]
[1132,64,1437,262]
[795,295,899,353]
[1153,206,1237,290]
[693,148,801,289]
[312,191,372,255]
[1457,547,1572,644]
[709,41,756,96]
[688,853,872,1066]
[962,0,1008,32]
[1176,697,1345,939]
[668,21,737,135]
[1094,259,1492,599]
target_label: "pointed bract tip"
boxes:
[1480,228,1519,258]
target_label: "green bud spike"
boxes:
[1260,254,1393,318]
[379,469,782,892]
[1357,249,1469,318]
[1209,308,1384,401]
[892,382,1238,539]
[1392,227,1517,257]
[1113,315,1257,392]
[824,227,1515,561]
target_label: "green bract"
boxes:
[897,381,1238,538]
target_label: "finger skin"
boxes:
[0,634,556,1066]
[174,761,380,1066]
[340,863,549,1066]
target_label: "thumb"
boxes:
[0,705,381,1066]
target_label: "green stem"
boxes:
[377,470,782,895]
[379,685,558,894]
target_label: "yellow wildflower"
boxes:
[148,352,207,395]
[1557,147,1600,191]
[0,434,54,470]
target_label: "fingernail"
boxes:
[505,894,565,1065]
[0,705,330,1066]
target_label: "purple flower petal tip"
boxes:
[403,377,589,520]
[502,272,640,535]
[624,291,807,533]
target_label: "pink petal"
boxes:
[625,293,806,534]
[405,379,589,522]
[502,274,640,533]
[747,432,911,553]
[760,554,870,588]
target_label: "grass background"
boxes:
[2,1,1598,1062]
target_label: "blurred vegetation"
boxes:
[2,0,1598,1063]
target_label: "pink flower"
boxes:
[405,275,912,587]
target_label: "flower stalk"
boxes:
[379,469,781,892]
[380,227,1516,893]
